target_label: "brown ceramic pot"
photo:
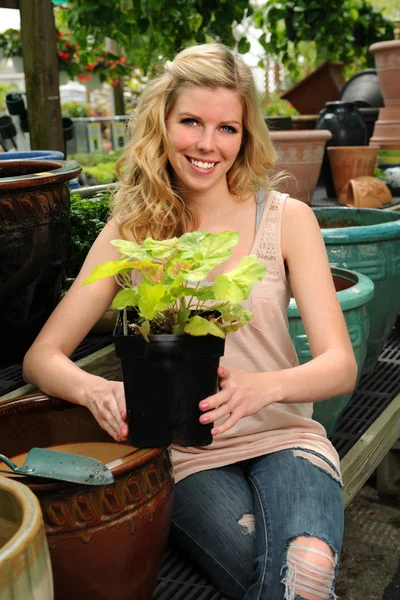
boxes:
[338,176,392,208]
[270,129,332,203]
[327,146,378,197]
[0,160,81,365]
[372,120,400,139]
[0,394,174,600]
[370,40,400,107]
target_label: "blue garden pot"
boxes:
[313,207,400,373]
[288,266,374,436]
[0,150,64,161]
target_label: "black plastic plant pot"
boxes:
[6,92,25,116]
[0,115,17,140]
[114,312,225,448]
[62,117,74,142]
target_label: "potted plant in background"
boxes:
[78,50,131,90]
[0,28,23,72]
[56,30,80,85]
[261,92,299,130]
[83,230,266,447]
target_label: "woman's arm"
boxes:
[23,218,128,441]
[199,198,358,435]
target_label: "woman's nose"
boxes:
[196,129,215,152]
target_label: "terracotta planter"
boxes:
[370,40,400,107]
[327,146,378,197]
[338,176,392,208]
[281,61,345,114]
[0,476,54,600]
[0,394,174,600]
[372,120,400,139]
[270,129,332,204]
[0,159,81,365]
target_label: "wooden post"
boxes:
[19,0,64,152]
[113,81,125,116]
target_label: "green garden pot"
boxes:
[288,267,374,436]
[313,207,400,373]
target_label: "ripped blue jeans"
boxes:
[170,448,344,600]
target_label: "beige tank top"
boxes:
[171,190,341,483]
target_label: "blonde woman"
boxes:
[24,44,357,599]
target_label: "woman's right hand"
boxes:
[82,377,128,442]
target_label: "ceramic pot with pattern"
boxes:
[0,394,174,600]
[0,159,81,365]
[270,129,332,204]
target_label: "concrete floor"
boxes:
[336,480,400,600]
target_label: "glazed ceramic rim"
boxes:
[0,159,81,190]
[269,129,332,142]
[288,267,374,317]
[313,207,400,243]
[0,476,43,562]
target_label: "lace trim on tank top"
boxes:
[256,191,281,280]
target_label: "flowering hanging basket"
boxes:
[78,72,102,91]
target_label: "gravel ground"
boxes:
[336,481,400,600]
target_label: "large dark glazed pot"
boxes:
[316,101,367,198]
[0,393,174,600]
[313,207,400,373]
[0,159,81,365]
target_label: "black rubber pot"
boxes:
[0,115,17,140]
[114,312,225,448]
[5,92,26,116]
[340,69,384,108]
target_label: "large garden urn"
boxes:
[313,207,400,373]
[0,159,81,365]
[0,476,54,599]
[288,267,374,436]
[0,394,174,600]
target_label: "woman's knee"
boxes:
[282,536,338,600]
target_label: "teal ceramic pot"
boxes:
[313,207,400,373]
[288,267,374,436]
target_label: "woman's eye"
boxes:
[181,118,197,127]
[220,125,237,134]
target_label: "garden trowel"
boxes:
[0,448,114,486]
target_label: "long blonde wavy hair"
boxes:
[112,43,278,243]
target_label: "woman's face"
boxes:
[166,86,243,197]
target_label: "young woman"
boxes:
[24,43,357,600]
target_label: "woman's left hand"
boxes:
[199,366,271,436]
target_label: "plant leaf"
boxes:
[184,315,225,338]
[81,259,132,284]
[112,288,139,310]
[137,282,169,320]
[213,255,266,302]
[111,239,148,259]
[142,237,179,258]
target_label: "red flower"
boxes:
[85,63,95,71]
[78,73,91,83]
[56,31,63,40]
[119,56,127,64]
[111,80,119,87]
[57,51,71,61]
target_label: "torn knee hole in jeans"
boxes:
[282,537,338,600]
[238,513,256,535]
[291,450,342,484]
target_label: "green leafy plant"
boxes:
[0,28,22,59]
[83,163,117,185]
[255,0,395,82]
[69,151,122,166]
[61,102,89,118]
[260,93,299,117]
[83,230,266,340]
[67,192,111,277]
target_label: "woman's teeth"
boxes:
[189,158,215,169]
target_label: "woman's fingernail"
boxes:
[200,415,209,424]
[200,402,209,411]
[211,428,220,436]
